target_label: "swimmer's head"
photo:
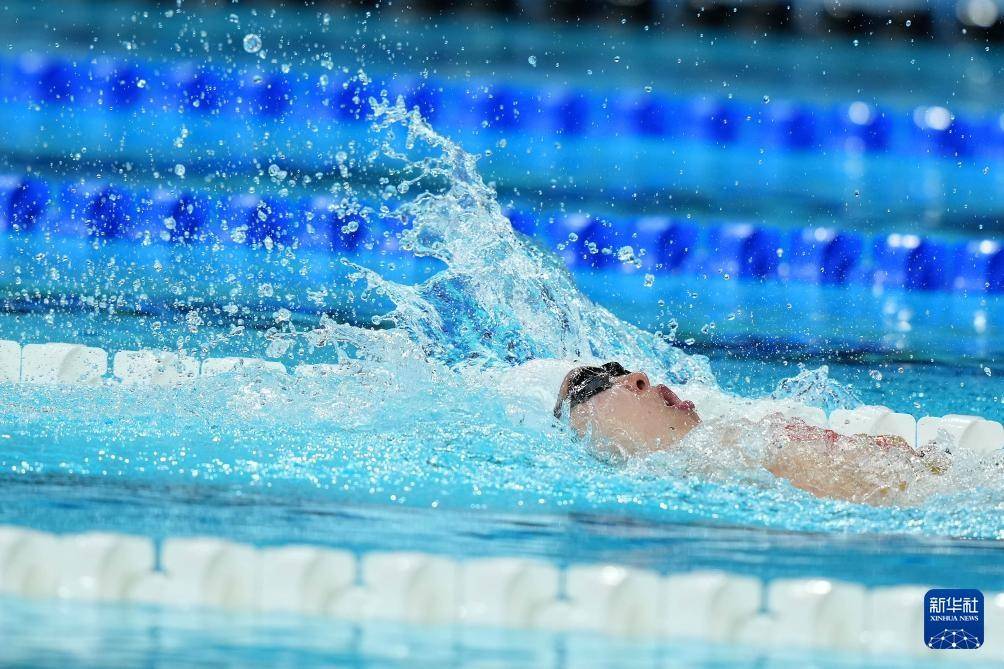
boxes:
[553,362,700,456]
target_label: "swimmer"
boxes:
[553,362,949,506]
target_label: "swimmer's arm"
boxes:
[763,417,946,505]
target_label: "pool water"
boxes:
[6,595,955,669]
[3,0,1004,664]
[2,104,1003,543]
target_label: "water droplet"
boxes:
[173,164,186,177]
[243,33,262,54]
[643,273,655,287]
[186,311,203,332]
[266,338,290,358]
[230,226,247,244]
[869,370,883,381]
[527,55,537,67]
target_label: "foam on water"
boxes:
[769,364,863,413]
[3,97,1004,540]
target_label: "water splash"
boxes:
[309,98,714,385]
[769,364,862,413]
[4,90,1004,542]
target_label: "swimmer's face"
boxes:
[557,366,700,457]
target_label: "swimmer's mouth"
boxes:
[657,384,697,413]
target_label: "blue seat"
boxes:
[87,186,136,238]
[706,224,783,280]
[786,228,863,284]
[6,177,50,232]
[871,233,953,290]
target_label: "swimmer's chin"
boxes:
[586,425,703,464]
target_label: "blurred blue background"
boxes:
[1,0,1003,415]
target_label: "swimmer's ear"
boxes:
[553,366,581,418]
[553,395,568,419]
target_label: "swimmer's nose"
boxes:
[621,371,650,392]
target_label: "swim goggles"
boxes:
[553,361,631,419]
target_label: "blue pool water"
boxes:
[4,0,1004,665]
[3,103,1004,543]
[6,595,952,669]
